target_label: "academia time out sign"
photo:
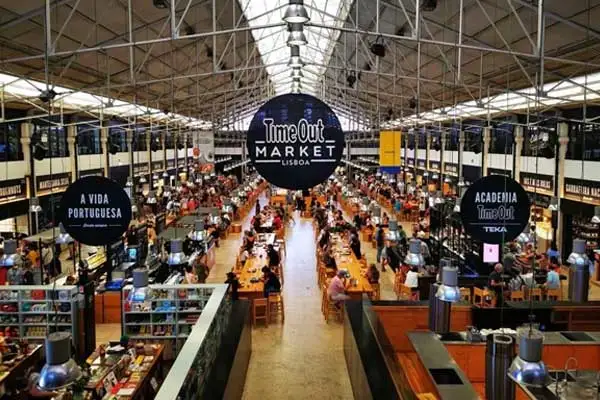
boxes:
[460,175,530,244]
[247,93,345,190]
[59,176,132,246]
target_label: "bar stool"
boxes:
[459,287,472,303]
[546,288,561,301]
[253,298,269,327]
[322,287,343,323]
[473,287,486,306]
[528,288,543,301]
[510,289,525,302]
[268,293,285,323]
[369,283,381,301]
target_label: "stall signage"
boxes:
[37,173,71,194]
[417,160,426,169]
[167,159,175,169]
[178,159,186,168]
[520,172,553,193]
[488,168,512,178]
[444,163,458,175]
[430,161,440,171]
[152,161,163,171]
[407,159,415,167]
[0,178,26,203]
[564,178,600,204]
[80,169,104,178]
[59,176,132,246]
[247,93,344,190]
[133,163,149,176]
[460,175,530,244]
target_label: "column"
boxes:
[183,131,189,172]
[458,130,465,181]
[556,122,569,251]
[100,126,109,177]
[67,125,77,181]
[440,132,447,186]
[126,129,134,180]
[20,122,33,182]
[514,125,524,180]
[161,130,167,180]
[426,134,432,170]
[482,126,491,176]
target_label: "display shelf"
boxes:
[122,284,214,354]
[0,285,79,346]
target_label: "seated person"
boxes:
[262,266,281,297]
[545,264,560,290]
[327,270,350,304]
[322,248,337,270]
[273,213,283,230]
[404,265,419,292]
[366,263,380,284]
[267,244,280,268]
[520,266,535,289]
[239,248,250,265]
[349,230,362,259]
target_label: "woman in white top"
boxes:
[404,266,420,300]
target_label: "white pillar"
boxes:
[458,130,465,180]
[426,134,431,170]
[482,126,491,176]
[556,122,569,250]
[67,125,77,181]
[514,125,524,180]
[100,126,109,177]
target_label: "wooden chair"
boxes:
[528,288,543,301]
[473,287,486,306]
[459,287,472,303]
[510,289,525,302]
[253,298,269,327]
[546,288,561,301]
[369,283,381,301]
[268,293,285,323]
[397,283,414,300]
[276,239,286,258]
[318,265,327,286]
[322,287,344,323]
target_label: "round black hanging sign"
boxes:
[59,176,132,246]
[460,175,530,244]
[247,93,345,190]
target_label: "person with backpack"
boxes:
[375,224,385,266]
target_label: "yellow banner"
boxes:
[379,130,402,166]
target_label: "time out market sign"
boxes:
[247,94,345,190]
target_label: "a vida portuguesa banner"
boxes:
[59,176,132,246]
[247,93,345,190]
[459,175,530,244]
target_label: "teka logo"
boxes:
[483,226,507,233]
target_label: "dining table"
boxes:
[236,233,278,300]
[330,234,373,299]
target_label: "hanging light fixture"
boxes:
[167,239,188,265]
[287,23,307,46]
[508,328,549,387]
[0,240,21,267]
[139,175,147,184]
[152,173,159,181]
[405,239,425,267]
[547,196,559,212]
[517,225,533,246]
[423,171,429,177]
[55,223,74,245]
[189,220,206,241]
[592,206,600,223]
[435,264,460,303]
[29,197,43,213]
[453,187,466,213]
[567,238,589,267]
[283,0,310,24]
[434,191,445,205]
[125,177,133,187]
[37,332,82,391]
[444,176,452,183]
[163,187,172,198]
[163,171,169,178]
[457,177,465,187]
[432,173,439,180]
[288,45,304,67]
[146,191,157,204]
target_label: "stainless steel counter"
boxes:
[512,369,600,399]
[407,332,480,400]
[439,331,600,346]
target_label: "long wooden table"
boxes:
[237,233,277,299]
[330,234,373,298]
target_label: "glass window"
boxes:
[133,128,147,152]
[522,121,556,157]
[567,122,600,160]
[491,122,514,154]
[165,133,175,149]
[0,121,23,161]
[109,126,128,152]
[32,122,69,158]
[76,124,101,155]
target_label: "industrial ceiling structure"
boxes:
[0,0,599,137]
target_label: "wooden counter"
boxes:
[331,234,373,298]
[236,234,277,300]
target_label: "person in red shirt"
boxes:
[273,213,283,230]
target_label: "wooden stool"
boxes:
[528,288,543,301]
[253,298,269,327]
[459,287,472,303]
[268,293,285,323]
[370,283,381,301]
[547,288,561,301]
[232,223,242,233]
[510,289,525,302]
[322,288,344,323]
[473,287,486,306]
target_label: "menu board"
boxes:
[564,178,600,205]
[36,173,72,195]
[520,172,554,196]
[0,178,27,204]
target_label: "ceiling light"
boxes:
[548,197,559,212]
[287,23,307,46]
[370,36,386,58]
[420,0,438,12]
[508,328,549,387]
[168,239,188,265]
[283,0,310,24]
[146,191,157,204]
[405,239,425,267]
[29,197,43,213]
[0,240,21,267]
[37,332,82,391]
[55,223,74,245]
[567,239,589,267]
[189,220,206,242]
[153,0,169,9]
[434,191,445,205]
[517,225,533,246]
[435,265,460,302]
[592,206,600,223]
[346,72,356,88]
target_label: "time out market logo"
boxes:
[247,94,344,190]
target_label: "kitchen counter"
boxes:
[439,331,600,346]
[407,331,479,400]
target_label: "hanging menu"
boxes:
[444,163,458,176]
[430,161,440,172]
[134,163,149,176]
[152,161,163,171]
[36,173,72,195]
[564,178,600,205]
[417,159,426,169]
[519,172,553,196]
[0,178,27,204]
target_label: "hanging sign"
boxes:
[564,178,600,205]
[133,163,149,176]
[195,131,215,163]
[167,159,175,169]
[59,176,132,246]
[488,168,512,178]
[520,172,553,195]
[460,175,530,244]
[444,163,459,176]
[417,160,426,169]
[0,178,26,204]
[407,158,415,167]
[80,169,104,178]
[430,161,440,172]
[152,161,163,171]
[247,93,345,190]
[379,130,402,174]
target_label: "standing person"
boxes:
[367,263,380,284]
[489,263,506,307]
[184,264,198,283]
[382,240,402,273]
[225,272,240,300]
[195,258,209,283]
[255,199,261,216]
[375,224,385,267]
[41,243,54,279]
[349,229,362,260]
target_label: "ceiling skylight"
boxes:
[242,0,351,95]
